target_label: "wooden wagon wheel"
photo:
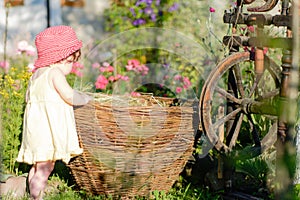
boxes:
[200,51,281,155]
[246,0,279,12]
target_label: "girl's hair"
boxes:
[69,49,81,62]
[56,49,81,64]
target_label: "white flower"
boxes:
[17,41,36,56]
[17,40,29,52]
[26,45,36,56]
[27,63,35,72]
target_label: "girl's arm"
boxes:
[51,68,92,105]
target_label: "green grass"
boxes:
[1,174,221,200]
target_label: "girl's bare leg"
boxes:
[29,161,55,200]
[28,165,35,184]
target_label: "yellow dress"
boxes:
[16,68,83,165]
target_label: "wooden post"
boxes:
[46,0,50,27]
[275,0,299,199]
[4,0,23,7]
[3,0,24,74]
[61,0,85,7]
[292,0,300,185]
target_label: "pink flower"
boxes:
[121,76,129,81]
[135,65,143,72]
[92,62,100,68]
[247,25,255,33]
[99,67,106,72]
[102,62,110,67]
[175,43,181,47]
[183,77,191,88]
[106,66,114,72]
[95,75,108,89]
[116,74,122,79]
[71,69,83,77]
[174,75,182,81]
[73,62,84,69]
[96,75,109,84]
[128,59,141,67]
[99,64,114,72]
[209,7,215,13]
[126,64,134,71]
[140,64,149,75]
[71,62,84,77]
[0,61,10,71]
[131,91,141,97]
[132,64,148,75]
[126,59,148,75]
[175,87,182,94]
[108,76,116,82]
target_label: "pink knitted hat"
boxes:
[34,25,82,68]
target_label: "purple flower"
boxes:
[130,7,136,16]
[133,20,139,26]
[163,63,170,68]
[135,0,146,6]
[150,13,156,21]
[132,18,146,26]
[144,6,153,15]
[138,18,146,25]
[168,3,179,12]
[146,0,152,5]
[155,0,160,6]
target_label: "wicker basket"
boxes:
[68,93,198,198]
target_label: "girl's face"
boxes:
[61,60,73,75]
[58,50,81,75]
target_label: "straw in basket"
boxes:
[68,93,198,198]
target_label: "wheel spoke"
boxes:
[233,65,245,98]
[216,86,242,104]
[212,107,242,131]
[248,74,263,98]
[217,105,225,143]
[229,113,244,150]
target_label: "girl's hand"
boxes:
[73,91,93,105]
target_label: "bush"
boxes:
[0,51,32,174]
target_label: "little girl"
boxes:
[16,25,92,200]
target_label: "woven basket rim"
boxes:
[87,92,198,107]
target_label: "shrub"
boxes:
[0,43,33,173]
